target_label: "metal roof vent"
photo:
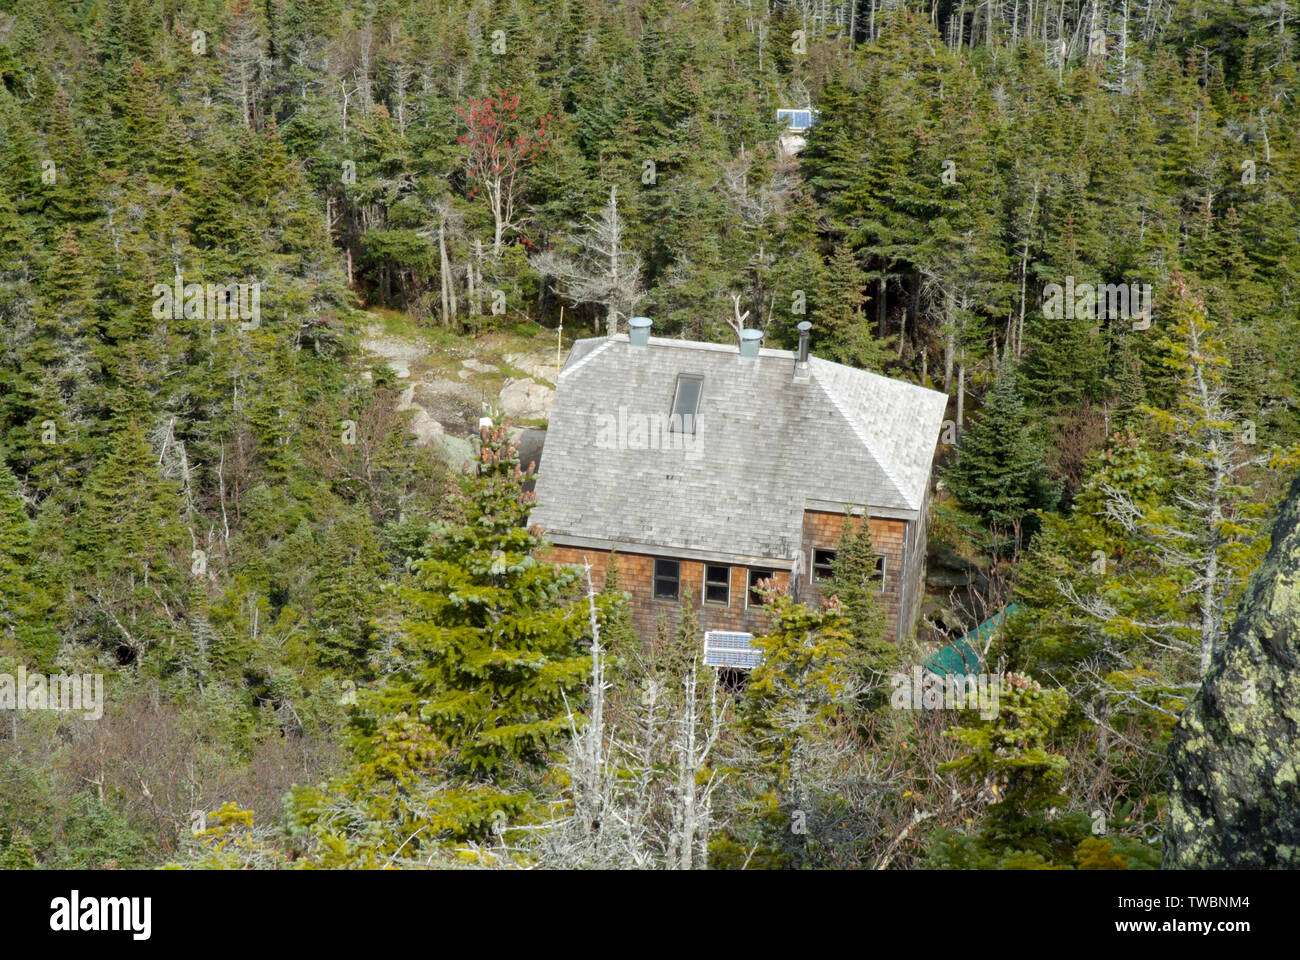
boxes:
[628,316,652,347]
[794,321,812,380]
[739,328,763,359]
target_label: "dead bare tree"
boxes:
[417,196,464,326]
[505,564,730,869]
[724,293,751,337]
[530,186,644,336]
[219,0,269,130]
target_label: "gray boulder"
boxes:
[1164,472,1300,868]
[498,377,555,420]
[431,434,476,474]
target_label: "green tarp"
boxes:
[923,603,1021,677]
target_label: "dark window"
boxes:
[812,549,836,582]
[871,555,886,590]
[748,568,775,606]
[654,558,680,600]
[670,374,703,433]
[704,565,730,604]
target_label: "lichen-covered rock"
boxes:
[431,434,475,474]
[1164,472,1300,868]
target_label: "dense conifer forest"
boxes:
[1,0,1298,870]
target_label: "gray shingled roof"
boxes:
[529,333,949,564]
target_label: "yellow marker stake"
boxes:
[556,305,564,382]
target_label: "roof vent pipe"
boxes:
[739,328,763,359]
[795,321,812,379]
[628,316,652,348]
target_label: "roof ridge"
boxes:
[812,367,916,510]
[811,354,946,396]
[558,338,615,380]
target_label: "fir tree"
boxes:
[731,591,856,869]
[0,457,57,667]
[943,368,1060,546]
[826,512,894,711]
[349,421,601,844]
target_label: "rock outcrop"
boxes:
[498,377,554,420]
[505,349,560,383]
[395,385,445,446]
[358,318,555,467]
[459,358,499,378]
[1164,472,1300,868]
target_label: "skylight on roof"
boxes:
[670,373,703,433]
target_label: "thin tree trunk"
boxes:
[900,270,918,358]
[439,219,451,326]
[957,353,966,427]
[943,294,955,394]
[218,440,230,548]
[469,238,483,315]
[877,275,887,338]
[897,297,907,357]
[1016,180,1039,357]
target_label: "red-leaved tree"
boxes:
[457,91,550,255]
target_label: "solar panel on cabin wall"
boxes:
[703,631,763,669]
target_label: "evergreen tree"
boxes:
[597,551,640,686]
[400,421,593,779]
[296,422,603,855]
[813,243,893,371]
[927,675,1079,869]
[826,513,894,711]
[1131,281,1273,678]
[728,591,856,869]
[944,368,1060,546]
[311,510,383,671]
[0,458,57,667]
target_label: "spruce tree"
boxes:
[597,550,640,685]
[814,243,893,371]
[826,513,894,710]
[0,457,57,667]
[370,422,599,840]
[927,675,1080,869]
[944,368,1060,546]
[732,592,856,869]
[311,510,382,671]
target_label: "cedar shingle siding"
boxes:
[799,511,905,642]
[541,546,788,641]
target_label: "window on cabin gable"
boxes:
[748,568,775,607]
[704,565,730,605]
[811,550,883,590]
[812,549,836,582]
[653,558,680,600]
[669,374,703,433]
[870,555,886,591]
